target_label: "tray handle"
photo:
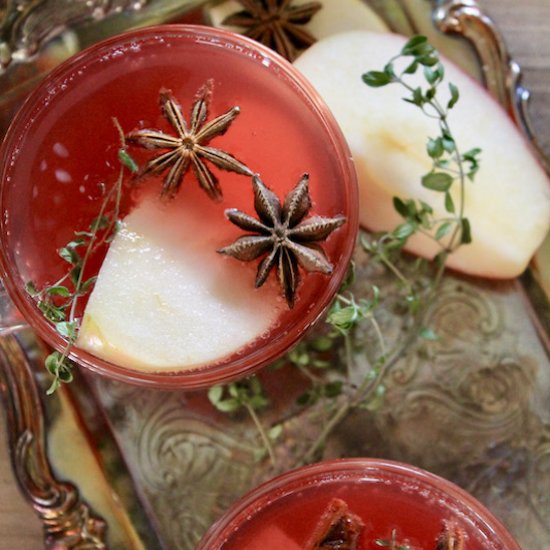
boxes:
[433,0,550,174]
[0,333,108,548]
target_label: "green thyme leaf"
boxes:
[392,197,409,218]
[461,217,472,244]
[79,276,98,295]
[215,398,240,413]
[444,192,455,213]
[44,352,74,394]
[55,320,78,340]
[383,63,395,78]
[441,134,455,153]
[268,424,283,441]
[417,53,438,66]
[208,385,223,404]
[435,222,452,240]
[463,147,482,159]
[400,35,430,56]
[403,60,418,74]
[427,137,444,159]
[70,265,82,286]
[448,82,460,109]
[46,378,61,395]
[57,364,74,383]
[66,238,85,249]
[46,286,71,297]
[419,327,439,340]
[362,71,392,87]
[38,301,66,322]
[249,395,268,409]
[424,66,437,84]
[324,381,343,398]
[25,281,40,297]
[327,305,359,333]
[310,336,333,352]
[393,222,416,239]
[118,148,139,173]
[411,87,424,106]
[421,172,453,192]
[45,351,62,375]
[289,345,310,366]
[58,246,81,265]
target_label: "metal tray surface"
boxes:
[1,1,550,548]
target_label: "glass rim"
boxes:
[0,23,359,390]
[197,457,521,549]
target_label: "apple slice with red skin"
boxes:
[295,31,550,279]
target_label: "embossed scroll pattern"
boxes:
[92,387,257,550]
[95,248,550,548]
[367,274,550,546]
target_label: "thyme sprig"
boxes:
[209,36,481,468]
[208,377,282,463]
[363,34,479,265]
[27,119,137,394]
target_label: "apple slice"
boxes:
[294,31,550,278]
[77,192,281,372]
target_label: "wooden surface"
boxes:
[1,0,549,547]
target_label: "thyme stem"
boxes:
[244,402,278,466]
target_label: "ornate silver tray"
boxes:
[1,1,550,548]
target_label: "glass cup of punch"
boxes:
[197,458,521,549]
[0,25,358,390]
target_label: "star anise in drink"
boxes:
[436,520,466,550]
[218,173,346,308]
[126,79,252,201]
[304,498,365,550]
[222,0,322,61]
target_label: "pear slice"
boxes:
[77,193,280,372]
[294,31,550,278]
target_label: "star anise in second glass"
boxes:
[304,498,364,550]
[127,79,252,201]
[218,173,346,308]
[222,0,322,61]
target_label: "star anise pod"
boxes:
[222,0,322,61]
[218,173,346,308]
[126,79,252,201]
[436,520,466,550]
[304,498,365,550]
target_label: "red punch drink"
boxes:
[0,25,357,388]
[197,459,520,550]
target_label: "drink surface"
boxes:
[215,473,511,549]
[1,27,355,375]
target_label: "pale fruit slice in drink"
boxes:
[77,192,281,372]
[294,31,550,278]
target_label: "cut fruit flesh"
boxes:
[77,191,281,372]
[294,31,550,278]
